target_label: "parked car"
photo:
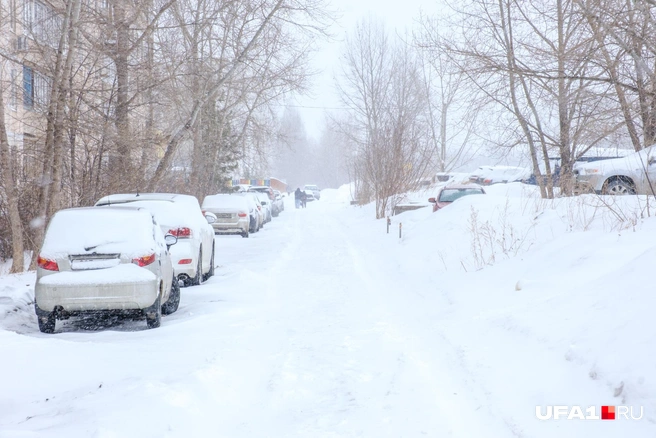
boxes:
[428,183,486,212]
[237,192,265,230]
[468,166,530,185]
[250,186,279,217]
[303,184,321,200]
[249,186,275,200]
[273,190,285,213]
[303,190,316,202]
[574,145,656,195]
[34,207,178,333]
[202,194,250,238]
[95,193,216,286]
[253,192,273,223]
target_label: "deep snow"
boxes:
[0,188,655,437]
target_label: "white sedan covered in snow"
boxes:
[34,207,179,333]
[95,193,216,286]
[202,194,251,237]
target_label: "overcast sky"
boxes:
[291,0,440,141]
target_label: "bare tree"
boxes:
[0,63,25,272]
[336,17,435,218]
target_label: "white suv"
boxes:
[303,184,321,200]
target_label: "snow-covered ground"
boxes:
[1,187,655,437]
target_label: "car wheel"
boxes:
[203,247,214,281]
[145,293,162,329]
[162,276,180,315]
[249,217,256,233]
[604,178,635,195]
[191,250,203,286]
[242,230,249,238]
[37,310,56,333]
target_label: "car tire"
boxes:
[145,293,161,329]
[604,178,635,195]
[203,247,214,281]
[162,276,180,315]
[249,217,257,233]
[37,310,56,333]
[242,230,249,238]
[191,250,203,286]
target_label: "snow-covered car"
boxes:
[303,184,321,200]
[574,145,656,195]
[428,183,486,212]
[202,194,250,238]
[273,190,284,214]
[237,192,265,231]
[468,166,530,185]
[34,207,179,333]
[303,190,316,202]
[249,187,279,217]
[95,193,216,286]
[253,192,273,223]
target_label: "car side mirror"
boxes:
[164,234,177,248]
[428,197,436,203]
[205,212,217,224]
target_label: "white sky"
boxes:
[292,0,440,141]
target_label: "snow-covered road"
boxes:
[1,191,655,437]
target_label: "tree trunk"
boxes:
[0,79,25,272]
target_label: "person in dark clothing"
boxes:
[300,190,307,208]
[294,188,302,209]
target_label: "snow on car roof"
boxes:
[41,207,156,259]
[203,194,248,209]
[98,200,188,230]
[95,193,201,209]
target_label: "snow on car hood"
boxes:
[578,145,656,173]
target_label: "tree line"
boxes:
[0,0,328,272]
[333,0,656,217]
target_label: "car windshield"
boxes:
[203,195,247,209]
[438,188,484,202]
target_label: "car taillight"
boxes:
[257,206,261,211]
[132,253,156,267]
[238,212,248,218]
[168,227,192,238]
[37,256,59,271]
[178,259,192,265]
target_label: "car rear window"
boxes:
[203,194,248,209]
[41,208,155,258]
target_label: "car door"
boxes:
[153,221,173,299]
[202,217,214,269]
[645,149,656,194]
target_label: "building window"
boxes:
[23,0,62,47]
[34,71,50,106]
[23,66,33,109]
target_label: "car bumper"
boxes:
[211,219,249,234]
[35,265,158,312]
[574,173,604,194]
[169,240,200,278]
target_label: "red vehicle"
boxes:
[428,183,486,212]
